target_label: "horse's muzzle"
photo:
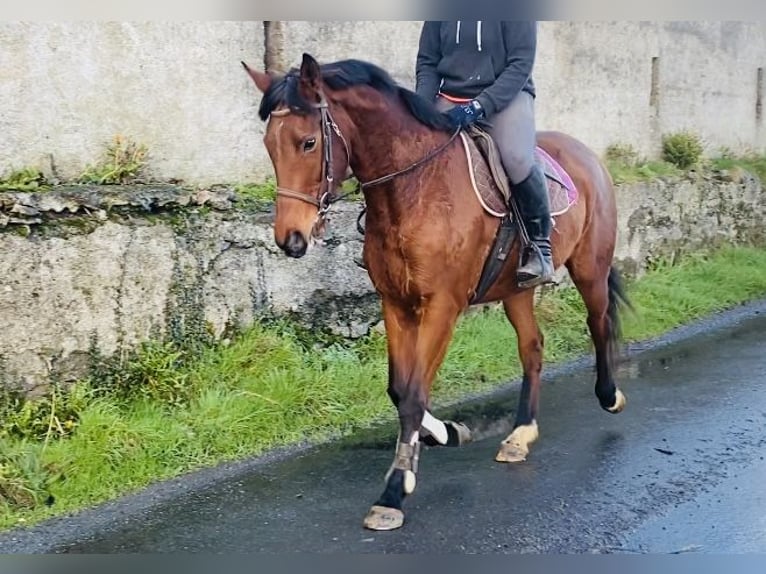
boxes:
[281,230,308,258]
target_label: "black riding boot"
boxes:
[512,165,555,289]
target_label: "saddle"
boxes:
[462,125,578,303]
[463,124,578,218]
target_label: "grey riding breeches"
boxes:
[436,90,537,185]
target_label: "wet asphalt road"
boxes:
[1,302,765,554]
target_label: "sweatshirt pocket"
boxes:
[440,56,497,94]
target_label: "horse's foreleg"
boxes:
[363,296,467,531]
[496,290,543,463]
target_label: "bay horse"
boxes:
[242,53,629,531]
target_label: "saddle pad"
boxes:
[460,132,579,219]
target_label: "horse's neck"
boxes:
[344,101,452,218]
[346,113,409,183]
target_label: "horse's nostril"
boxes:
[283,230,307,258]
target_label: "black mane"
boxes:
[258,59,453,133]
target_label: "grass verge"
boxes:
[2,245,766,530]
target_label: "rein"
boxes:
[270,95,461,232]
[357,126,461,190]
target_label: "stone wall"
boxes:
[613,170,766,275]
[1,172,764,392]
[0,186,371,392]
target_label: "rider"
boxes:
[415,20,554,289]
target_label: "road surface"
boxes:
[1,302,765,553]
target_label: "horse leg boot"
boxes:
[512,164,555,289]
[363,398,424,531]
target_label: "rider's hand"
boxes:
[445,100,485,128]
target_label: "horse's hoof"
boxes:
[495,442,529,463]
[605,389,627,414]
[363,505,404,531]
[495,422,538,463]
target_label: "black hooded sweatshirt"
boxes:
[415,21,536,119]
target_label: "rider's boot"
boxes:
[512,165,556,289]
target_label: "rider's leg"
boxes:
[487,92,554,289]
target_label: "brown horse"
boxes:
[242,53,629,531]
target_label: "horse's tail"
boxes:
[607,266,632,346]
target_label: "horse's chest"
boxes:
[365,227,456,300]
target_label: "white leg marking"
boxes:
[607,389,627,413]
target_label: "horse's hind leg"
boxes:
[495,288,543,463]
[363,295,471,531]
[566,259,627,414]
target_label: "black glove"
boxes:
[445,100,485,128]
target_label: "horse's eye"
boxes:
[303,137,317,152]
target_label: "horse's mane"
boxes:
[258,59,454,133]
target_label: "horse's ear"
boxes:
[299,53,322,92]
[241,61,272,93]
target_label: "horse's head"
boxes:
[242,53,350,258]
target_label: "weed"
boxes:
[662,131,704,169]
[0,168,48,192]
[604,142,682,184]
[89,341,193,408]
[604,143,640,167]
[0,447,63,510]
[715,146,736,160]
[79,135,148,185]
[339,177,362,200]
[233,176,362,211]
[0,384,89,442]
[607,160,682,184]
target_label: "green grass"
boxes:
[604,140,766,185]
[0,168,49,192]
[233,179,277,210]
[606,159,683,184]
[233,177,361,211]
[607,156,766,185]
[621,248,766,340]
[2,245,766,530]
[603,142,684,184]
[709,155,766,183]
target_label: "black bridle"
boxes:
[270,91,461,232]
